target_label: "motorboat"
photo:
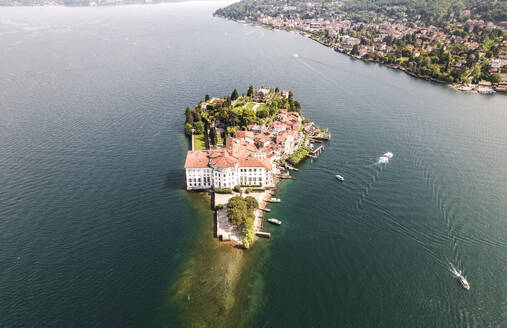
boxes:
[458,273,470,290]
[383,152,393,159]
[336,175,344,181]
[269,198,281,203]
[267,218,282,225]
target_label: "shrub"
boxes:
[245,196,259,210]
[214,187,232,194]
[233,185,241,193]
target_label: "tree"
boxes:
[293,100,301,113]
[205,94,210,101]
[209,127,218,145]
[192,110,201,123]
[184,122,193,135]
[242,107,257,126]
[242,214,255,249]
[185,107,194,124]
[227,196,248,226]
[231,89,239,100]
[351,44,360,56]
[194,121,205,134]
[224,96,231,107]
[490,73,501,84]
[247,85,254,97]
[256,107,268,119]
[245,196,258,210]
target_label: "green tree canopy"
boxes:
[194,121,205,134]
[247,85,254,97]
[245,196,259,210]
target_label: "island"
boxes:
[183,86,329,248]
[215,0,507,94]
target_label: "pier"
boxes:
[284,163,299,171]
[255,232,271,239]
[259,207,271,212]
[307,145,324,159]
[310,145,324,154]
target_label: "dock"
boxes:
[255,232,271,239]
[284,163,299,171]
[310,145,324,155]
[279,174,292,179]
[259,207,271,212]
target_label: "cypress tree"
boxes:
[231,89,239,100]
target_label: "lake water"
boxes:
[1,2,506,327]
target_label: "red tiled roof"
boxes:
[240,157,272,170]
[184,151,210,168]
[236,130,254,139]
[209,150,238,168]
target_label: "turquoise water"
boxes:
[1,2,506,327]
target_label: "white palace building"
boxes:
[184,136,274,190]
[184,109,303,190]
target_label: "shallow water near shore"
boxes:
[1,2,507,327]
[161,192,269,327]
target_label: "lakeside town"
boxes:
[184,86,329,248]
[215,0,507,94]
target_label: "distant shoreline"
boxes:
[219,17,505,95]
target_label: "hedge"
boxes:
[214,187,232,194]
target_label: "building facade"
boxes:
[184,143,273,190]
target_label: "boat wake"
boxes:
[449,263,462,277]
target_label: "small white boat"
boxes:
[458,273,470,290]
[378,156,389,164]
[336,175,344,181]
[267,218,282,225]
[383,152,393,159]
[269,198,281,203]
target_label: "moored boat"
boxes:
[269,198,281,203]
[267,218,282,225]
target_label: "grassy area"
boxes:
[256,103,268,112]
[193,133,208,150]
[233,97,247,108]
[244,103,256,111]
